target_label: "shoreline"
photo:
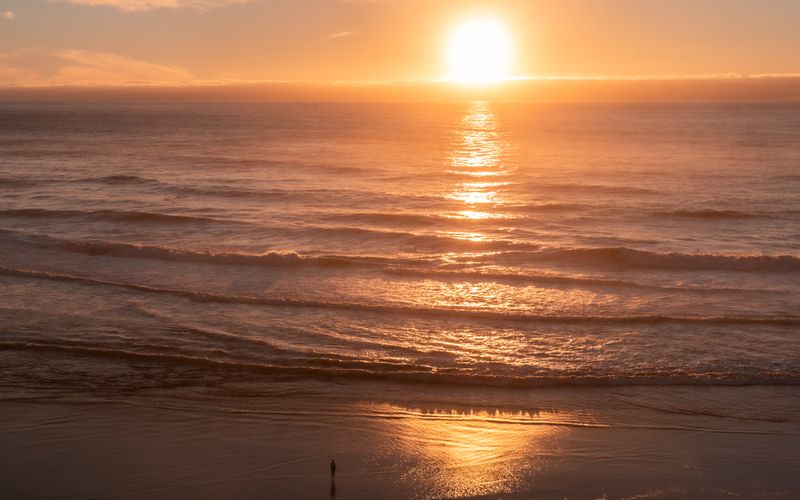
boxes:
[1,383,798,499]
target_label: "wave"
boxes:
[774,174,800,181]
[531,183,658,195]
[0,228,444,268]
[385,267,644,288]
[76,174,444,206]
[492,247,800,272]
[86,174,295,201]
[505,202,588,213]
[0,177,42,188]
[4,222,534,259]
[167,184,293,200]
[5,226,798,273]
[54,241,361,267]
[382,268,771,294]
[295,225,534,252]
[320,212,466,227]
[4,266,800,327]
[72,174,286,200]
[654,209,771,219]
[0,208,223,225]
[72,173,293,200]
[2,175,157,187]
[509,205,783,220]
[322,212,442,227]
[1,340,797,388]
[78,175,157,184]
[0,229,423,267]
[165,154,368,174]
[170,186,448,210]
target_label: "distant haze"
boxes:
[0,0,799,99]
[1,75,798,102]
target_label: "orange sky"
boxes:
[0,0,799,99]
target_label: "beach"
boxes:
[2,382,798,499]
[1,101,799,498]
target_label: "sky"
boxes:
[0,0,799,99]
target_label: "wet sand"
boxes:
[1,383,798,499]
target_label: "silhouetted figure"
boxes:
[330,458,336,477]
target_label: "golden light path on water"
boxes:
[446,101,509,220]
[435,103,602,314]
[355,104,569,498]
[360,404,568,498]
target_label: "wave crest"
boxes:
[0,208,222,225]
[655,209,770,219]
[496,247,800,272]
[1,340,797,388]
[3,266,799,327]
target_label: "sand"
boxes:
[1,382,798,499]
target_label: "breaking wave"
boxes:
[3,266,799,327]
[79,175,157,184]
[0,208,223,224]
[493,247,800,272]
[1,340,797,388]
[4,227,798,273]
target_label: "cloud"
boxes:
[50,0,250,12]
[1,10,14,19]
[0,48,192,86]
[328,31,355,39]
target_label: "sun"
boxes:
[445,17,513,85]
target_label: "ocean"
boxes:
[1,101,798,499]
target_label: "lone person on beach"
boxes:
[330,458,336,477]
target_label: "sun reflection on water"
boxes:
[442,101,513,239]
[443,231,490,242]
[364,403,562,498]
[446,210,513,220]
[448,102,506,177]
[448,189,498,205]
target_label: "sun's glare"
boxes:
[446,18,513,85]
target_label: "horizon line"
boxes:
[1,72,800,89]
[0,72,800,89]
[1,74,798,102]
